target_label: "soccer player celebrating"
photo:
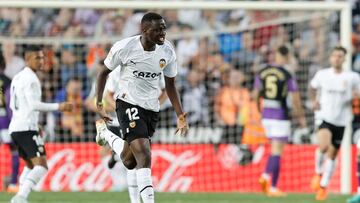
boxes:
[310,46,360,201]
[254,45,306,197]
[9,45,73,203]
[95,12,189,203]
[96,66,168,203]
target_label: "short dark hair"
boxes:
[141,12,163,25]
[24,45,43,53]
[332,46,347,55]
[277,45,289,56]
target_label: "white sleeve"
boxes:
[25,81,59,111]
[163,45,177,78]
[104,41,127,70]
[310,71,321,89]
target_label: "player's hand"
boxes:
[175,113,189,136]
[311,100,320,111]
[97,102,113,123]
[59,102,73,112]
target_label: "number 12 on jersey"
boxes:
[126,107,140,121]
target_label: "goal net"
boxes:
[0,0,353,194]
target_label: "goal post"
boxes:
[0,0,353,194]
[0,0,351,69]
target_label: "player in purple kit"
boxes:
[253,45,306,197]
[0,51,19,192]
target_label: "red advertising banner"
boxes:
[0,143,347,192]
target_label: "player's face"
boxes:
[27,51,44,71]
[144,19,167,45]
[330,50,345,68]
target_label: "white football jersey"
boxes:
[104,35,177,112]
[106,67,170,124]
[310,67,360,126]
[9,67,59,133]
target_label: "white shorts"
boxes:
[262,119,291,141]
[0,129,11,143]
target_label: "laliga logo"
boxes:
[152,150,202,192]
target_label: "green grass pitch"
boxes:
[0,192,351,203]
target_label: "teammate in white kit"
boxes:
[309,46,360,201]
[9,45,73,203]
[95,12,189,203]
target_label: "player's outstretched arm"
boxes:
[164,76,188,136]
[96,65,112,122]
[25,88,73,112]
[29,100,73,112]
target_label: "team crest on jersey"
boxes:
[159,59,166,69]
[129,121,136,128]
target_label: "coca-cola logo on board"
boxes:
[32,148,201,192]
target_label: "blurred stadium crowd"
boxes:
[0,0,359,143]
